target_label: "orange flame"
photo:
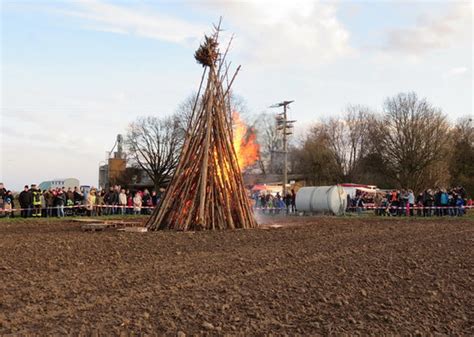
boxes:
[232,112,260,170]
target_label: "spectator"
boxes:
[440,189,449,216]
[390,190,400,216]
[156,187,164,201]
[374,192,383,216]
[448,193,456,216]
[73,187,83,215]
[31,184,42,217]
[291,189,296,213]
[399,190,408,216]
[266,194,274,211]
[119,189,127,214]
[407,190,415,216]
[434,189,442,216]
[456,195,465,216]
[82,187,89,207]
[467,197,473,205]
[65,193,74,215]
[0,183,6,216]
[55,190,66,217]
[260,194,266,209]
[66,187,74,203]
[423,189,434,217]
[346,194,352,213]
[86,189,97,216]
[126,191,133,215]
[3,190,14,218]
[111,186,120,214]
[133,192,142,215]
[416,192,424,217]
[157,187,165,206]
[104,187,112,215]
[356,195,364,215]
[40,190,47,217]
[44,189,54,217]
[151,190,158,207]
[19,185,32,218]
[275,192,282,212]
[380,196,390,216]
[142,189,151,214]
[96,190,105,216]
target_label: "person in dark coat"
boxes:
[0,183,6,214]
[434,189,442,216]
[54,190,66,217]
[110,186,120,214]
[19,185,33,218]
[66,188,74,205]
[43,189,54,217]
[151,191,158,207]
[73,187,83,215]
[142,189,151,215]
[423,189,434,217]
[291,189,297,213]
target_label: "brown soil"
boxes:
[0,216,473,335]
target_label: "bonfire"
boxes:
[146,23,258,231]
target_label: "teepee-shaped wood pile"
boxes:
[146,26,258,231]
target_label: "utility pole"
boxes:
[271,100,295,197]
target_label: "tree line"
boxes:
[289,92,473,195]
[125,92,473,196]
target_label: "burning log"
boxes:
[146,23,258,231]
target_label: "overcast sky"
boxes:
[1,0,472,191]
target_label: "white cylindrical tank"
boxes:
[296,185,347,215]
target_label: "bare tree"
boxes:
[372,92,449,191]
[453,116,474,142]
[251,112,283,175]
[126,115,184,190]
[449,116,474,195]
[324,105,372,180]
[292,125,343,185]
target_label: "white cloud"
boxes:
[444,66,469,78]
[202,0,354,67]
[384,2,472,54]
[55,0,353,67]
[59,0,207,45]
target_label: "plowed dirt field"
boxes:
[0,216,473,335]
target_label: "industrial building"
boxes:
[38,178,80,191]
[98,135,155,190]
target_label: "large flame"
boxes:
[232,112,260,170]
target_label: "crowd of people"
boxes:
[0,182,472,218]
[0,183,164,218]
[0,182,299,218]
[350,186,472,217]
[252,190,297,213]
